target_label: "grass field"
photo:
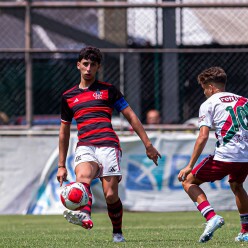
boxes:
[0,211,246,248]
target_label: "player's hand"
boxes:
[178,166,192,182]
[57,167,68,187]
[146,144,161,166]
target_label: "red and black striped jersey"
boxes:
[61,80,129,149]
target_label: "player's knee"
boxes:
[182,179,190,191]
[181,175,200,192]
[104,191,118,204]
[76,172,92,184]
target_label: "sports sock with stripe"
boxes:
[197,200,216,221]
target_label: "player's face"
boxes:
[77,59,100,81]
[201,83,213,98]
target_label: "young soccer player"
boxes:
[56,46,161,242]
[178,67,248,243]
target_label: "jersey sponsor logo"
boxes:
[93,90,103,99]
[232,134,248,143]
[220,96,240,103]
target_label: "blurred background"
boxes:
[1,0,248,214]
[1,0,248,128]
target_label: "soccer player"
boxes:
[178,67,248,243]
[56,46,161,243]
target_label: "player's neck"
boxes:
[79,79,95,89]
[213,88,224,94]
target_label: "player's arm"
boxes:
[57,122,71,186]
[178,125,210,181]
[121,106,161,165]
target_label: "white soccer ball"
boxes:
[60,182,89,210]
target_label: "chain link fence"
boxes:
[1,0,248,127]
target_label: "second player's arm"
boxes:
[121,106,161,165]
[178,125,210,181]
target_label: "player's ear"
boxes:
[77,61,80,70]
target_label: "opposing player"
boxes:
[178,67,248,243]
[56,46,161,242]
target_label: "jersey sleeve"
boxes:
[198,101,213,129]
[61,96,73,124]
[109,85,129,112]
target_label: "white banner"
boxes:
[25,131,247,214]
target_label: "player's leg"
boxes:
[64,146,100,230]
[230,175,248,242]
[182,156,225,242]
[97,146,125,242]
[102,176,125,242]
[182,173,224,243]
[64,161,99,229]
[182,174,217,221]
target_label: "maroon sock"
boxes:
[78,183,92,216]
[107,198,123,234]
[197,200,216,221]
[240,214,248,233]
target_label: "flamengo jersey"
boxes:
[199,92,248,162]
[61,80,129,149]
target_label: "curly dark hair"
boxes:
[197,67,227,85]
[78,46,102,64]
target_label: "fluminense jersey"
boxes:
[198,92,248,162]
[61,80,129,149]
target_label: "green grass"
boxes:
[0,211,246,248]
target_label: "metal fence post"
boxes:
[25,0,33,128]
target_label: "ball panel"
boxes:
[67,188,83,203]
[60,194,66,207]
[60,182,89,210]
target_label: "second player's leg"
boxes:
[230,181,248,241]
[182,173,224,243]
[102,176,125,242]
[230,182,248,214]
[102,176,119,204]
[182,173,206,203]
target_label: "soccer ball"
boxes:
[60,182,89,210]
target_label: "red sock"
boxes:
[107,198,123,234]
[197,200,216,221]
[78,183,92,216]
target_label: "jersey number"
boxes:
[226,105,248,131]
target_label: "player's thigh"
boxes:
[192,155,228,182]
[229,162,248,184]
[75,161,99,182]
[74,146,100,181]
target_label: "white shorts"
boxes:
[74,146,122,179]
